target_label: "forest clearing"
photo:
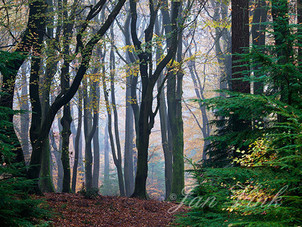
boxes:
[0,0,301,226]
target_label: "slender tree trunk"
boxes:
[49,125,63,192]
[104,123,110,185]
[123,10,136,197]
[60,95,72,192]
[83,78,93,190]
[92,85,100,189]
[155,16,172,200]
[72,90,83,192]
[20,64,30,163]
[102,36,125,196]
[124,71,135,196]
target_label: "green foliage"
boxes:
[0,52,51,226]
[177,107,302,225]
[177,1,302,226]
[79,186,99,199]
[0,105,51,226]
[0,51,25,77]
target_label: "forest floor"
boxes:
[37,193,188,226]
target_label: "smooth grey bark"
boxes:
[102,31,125,196]
[49,126,63,192]
[83,77,98,190]
[123,12,135,197]
[124,65,135,196]
[155,15,172,200]
[103,123,110,185]
[19,64,30,163]
[72,90,83,192]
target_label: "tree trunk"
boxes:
[132,94,153,198]
[92,85,100,189]
[168,31,184,198]
[83,78,93,190]
[49,125,63,192]
[252,0,267,94]
[102,36,125,196]
[124,72,135,196]
[231,0,250,93]
[72,90,82,192]
[104,123,110,185]
[20,64,30,164]
[123,10,137,197]
[231,0,250,153]
[60,104,72,192]
[39,137,55,192]
[129,0,181,199]
[155,16,172,200]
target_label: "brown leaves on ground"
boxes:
[38,193,188,227]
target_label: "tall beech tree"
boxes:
[83,76,98,190]
[102,31,126,195]
[59,0,79,193]
[154,14,173,200]
[72,90,83,192]
[123,11,136,197]
[167,37,185,198]
[129,0,182,199]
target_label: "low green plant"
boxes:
[0,106,51,226]
[79,186,99,199]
